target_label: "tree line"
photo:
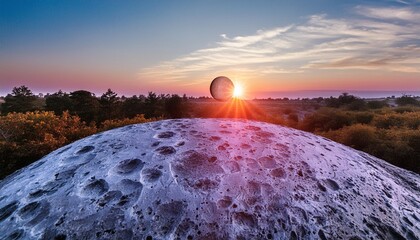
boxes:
[1,85,190,122]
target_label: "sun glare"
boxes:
[233,84,244,98]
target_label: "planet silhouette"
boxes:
[0,119,419,239]
[210,76,234,101]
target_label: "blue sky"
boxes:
[1,0,419,96]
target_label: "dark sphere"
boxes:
[210,76,234,101]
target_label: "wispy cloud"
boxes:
[139,6,420,83]
[356,6,420,21]
[391,0,420,5]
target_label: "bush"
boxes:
[367,100,388,109]
[299,108,352,132]
[371,129,418,173]
[282,108,293,114]
[0,111,161,179]
[353,112,374,124]
[286,113,299,128]
[394,106,414,113]
[374,114,404,129]
[304,107,420,173]
[338,124,377,150]
[396,95,419,106]
[374,112,420,129]
[406,132,420,154]
[320,125,419,173]
[100,114,158,131]
[0,111,97,179]
[346,99,367,111]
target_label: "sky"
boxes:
[1,0,420,97]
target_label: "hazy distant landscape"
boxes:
[250,90,420,99]
[1,85,419,179]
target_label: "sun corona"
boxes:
[233,84,243,99]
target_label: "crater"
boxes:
[97,191,123,207]
[241,143,251,149]
[171,150,224,179]
[18,201,41,219]
[26,201,50,226]
[55,167,78,181]
[141,168,163,182]
[76,145,95,154]
[191,178,219,192]
[259,156,277,169]
[115,158,144,174]
[117,179,143,195]
[81,179,109,196]
[219,130,232,134]
[224,161,240,173]
[156,131,175,139]
[271,168,286,178]
[217,196,232,208]
[256,131,275,138]
[29,180,66,198]
[245,126,261,131]
[155,146,176,155]
[324,179,340,191]
[0,201,19,222]
[232,212,256,227]
[317,181,327,192]
[209,136,221,141]
[5,229,25,240]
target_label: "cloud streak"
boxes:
[139,6,420,83]
[356,6,420,21]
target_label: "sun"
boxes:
[233,84,244,99]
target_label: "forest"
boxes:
[1,85,419,179]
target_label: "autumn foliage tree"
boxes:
[0,111,96,178]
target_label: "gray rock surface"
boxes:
[0,119,419,239]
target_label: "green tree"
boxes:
[144,92,163,118]
[325,93,364,109]
[69,90,100,123]
[122,95,145,118]
[45,90,72,115]
[1,86,38,114]
[165,94,184,118]
[100,89,119,121]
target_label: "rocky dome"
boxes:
[0,119,419,239]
